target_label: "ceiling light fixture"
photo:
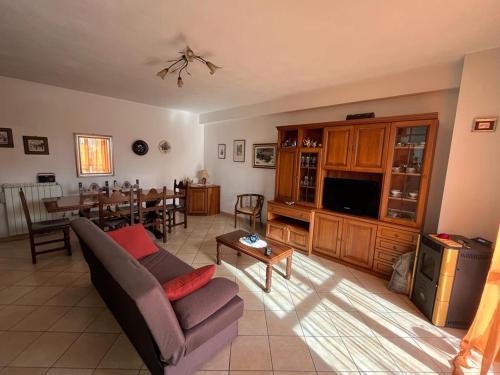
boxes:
[156,46,221,88]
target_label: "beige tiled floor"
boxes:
[0,214,497,375]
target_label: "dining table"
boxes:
[42,189,184,213]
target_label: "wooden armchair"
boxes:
[234,194,264,231]
[165,179,187,233]
[19,188,72,264]
[137,187,168,243]
[98,190,134,231]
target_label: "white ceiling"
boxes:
[0,0,499,114]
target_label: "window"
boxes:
[74,134,114,177]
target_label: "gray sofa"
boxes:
[71,218,243,375]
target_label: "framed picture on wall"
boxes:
[253,143,277,168]
[0,128,14,148]
[218,144,226,159]
[23,136,49,155]
[233,139,245,162]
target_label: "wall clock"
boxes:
[132,140,149,156]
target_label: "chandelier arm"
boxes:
[194,56,208,64]
[166,58,184,70]
[178,61,189,78]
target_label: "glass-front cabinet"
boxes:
[380,120,437,227]
[297,149,321,206]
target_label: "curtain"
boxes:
[454,227,500,374]
[79,137,111,174]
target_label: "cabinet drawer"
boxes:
[288,228,308,250]
[372,259,394,276]
[377,226,418,244]
[374,248,401,264]
[269,204,311,222]
[266,221,288,243]
[376,238,415,254]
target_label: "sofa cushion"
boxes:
[173,277,239,329]
[163,265,215,302]
[139,249,193,284]
[107,224,158,260]
[184,296,244,354]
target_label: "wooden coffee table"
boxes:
[216,230,293,293]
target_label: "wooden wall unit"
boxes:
[269,113,438,277]
[187,184,220,216]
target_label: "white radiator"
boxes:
[1,183,63,236]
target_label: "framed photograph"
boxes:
[74,133,114,177]
[253,143,277,169]
[218,144,226,159]
[0,128,14,148]
[233,139,245,162]
[23,136,49,155]
[472,117,497,132]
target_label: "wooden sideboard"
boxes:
[187,184,220,216]
[267,113,438,277]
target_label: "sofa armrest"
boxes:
[172,277,239,330]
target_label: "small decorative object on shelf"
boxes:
[197,169,209,184]
[122,181,132,190]
[281,138,297,148]
[78,182,84,194]
[302,137,321,148]
[264,246,272,256]
[346,112,375,120]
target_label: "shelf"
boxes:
[388,196,418,202]
[391,172,422,176]
[300,185,316,189]
[300,166,317,169]
[394,145,425,150]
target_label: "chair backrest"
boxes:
[137,187,167,226]
[19,189,33,231]
[98,190,134,226]
[236,194,265,212]
[172,179,187,206]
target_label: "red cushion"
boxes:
[107,224,159,260]
[163,265,215,301]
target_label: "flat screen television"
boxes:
[322,177,381,219]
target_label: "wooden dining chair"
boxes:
[138,187,167,243]
[234,194,264,232]
[19,188,72,264]
[166,179,188,233]
[98,190,134,231]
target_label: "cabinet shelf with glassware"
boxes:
[297,149,321,206]
[380,119,437,228]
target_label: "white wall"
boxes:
[200,62,461,124]
[438,48,500,241]
[204,90,459,233]
[0,77,203,237]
